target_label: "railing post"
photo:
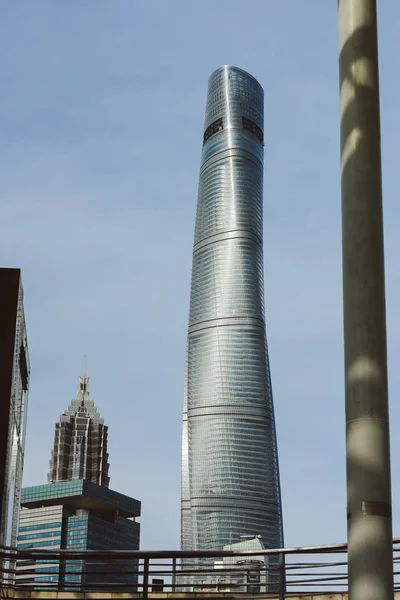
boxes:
[58,551,64,591]
[81,558,86,592]
[143,557,149,599]
[279,552,286,600]
[172,557,176,592]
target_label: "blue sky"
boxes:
[2,1,400,550]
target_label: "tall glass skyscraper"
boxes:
[181,66,283,554]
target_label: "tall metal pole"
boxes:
[338,1,394,599]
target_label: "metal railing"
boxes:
[1,538,400,597]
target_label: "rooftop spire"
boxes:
[78,355,89,400]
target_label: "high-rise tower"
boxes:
[17,373,140,590]
[0,268,29,583]
[48,372,109,486]
[181,66,283,553]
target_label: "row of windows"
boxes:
[22,481,83,502]
[67,517,88,524]
[19,521,62,533]
[242,117,264,144]
[18,539,60,549]
[66,538,87,546]
[67,528,87,537]
[202,117,264,146]
[86,534,139,548]
[64,574,81,582]
[19,530,60,541]
[24,481,83,492]
[203,118,223,145]
[35,575,58,582]
[36,567,59,573]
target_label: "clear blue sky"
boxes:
[1,1,400,550]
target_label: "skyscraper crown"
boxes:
[48,365,110,487]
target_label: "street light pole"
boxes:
[338,1,393,599]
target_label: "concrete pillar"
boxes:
[338,1,394,599]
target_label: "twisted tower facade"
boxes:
[181,66,283,552]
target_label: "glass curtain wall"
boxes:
[181,66,283,557]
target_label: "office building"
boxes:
[16,480,140,589]
[16,376,140,590]
[181,66,284,554]
[0,268,30,558]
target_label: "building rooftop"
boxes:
[21,480,141,518]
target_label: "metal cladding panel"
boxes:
[181,66,283,553]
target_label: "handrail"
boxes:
[0,537,399,597]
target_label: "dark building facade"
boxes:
[0,268,30,557]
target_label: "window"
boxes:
[203,118,223,145]
[242,117,264,144]
[19,344,29,391]
[18,539,60,549]
[19,531,60,541]
[19,521,62,532]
